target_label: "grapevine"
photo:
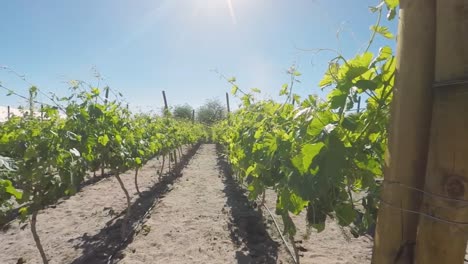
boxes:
[213,1,398,262]
[0,84,207,264]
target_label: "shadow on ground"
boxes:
[216,144,279,264]
[69,143,200,264]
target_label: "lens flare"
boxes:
[226,0,237,25]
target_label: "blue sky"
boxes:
[0,0,397,113]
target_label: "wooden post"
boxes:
[104,87,109,105]
[414,0,468,263]
[7,105,10,120]
[226,92,231,114]
[372,0,436,263]
[40,104,43,120]
[162,91,168,109]
[101,86,110,177]
[160,90,177,165]
[192,109,195,123]
[357,96,361,113]
[162,91,168,117]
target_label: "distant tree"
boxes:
[173,104,193,120]
[196,99,226,125]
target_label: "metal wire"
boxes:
[383,180,468,205]
[433,79,468,88]
[379,198,468,230]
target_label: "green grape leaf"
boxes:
[319,62,339,88]
[387,8,397,20]
[91,87,100,96]
[291,143,325,174]
[231,85,238,95]
[335,203,357,226]
[115,134,122,144]
[289,192,309,215]
[327,89,347,110]
[342,116,358,132]
[370,46,393,67]
[1,180,23,199]
[371,25,394,39]
[385,0,398,9]
[98,134,110,146]
[19,207,28,221]
[280,84,288,96]
[340,52,373,81]
[251,88,261,93]
[135,157,142,165]
[311,222,326,232]
[355,79,378,91]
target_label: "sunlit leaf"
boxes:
[98,134,110,146]
[371,25,394,39]
[291,143,325,174]
[251,88,261,93]
[231,85,238,95]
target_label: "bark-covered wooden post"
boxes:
[414,0,468,263]
[226,92,231,114]
[162,90,168,116]
[104,86,109,105]
[7,105,10,120]
[372,0,436,263]
[161,91,177,166]
[356,96,361,113]
[101,87,110,177]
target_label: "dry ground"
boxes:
[1,144,378,264]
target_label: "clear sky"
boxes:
[0,0,397,113]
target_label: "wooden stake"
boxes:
[414,0,468,263]
[192,109,195,123]
[372,0,436,263]
[226,92,231,113]
[162,91,168,109]
[7,105,10,120]
[357,96,361,113]
[162,91,168,116]
[104,87,109,105]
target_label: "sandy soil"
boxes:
[0,143,392,264]
[118,144,280,264]
[0,146,193,264]
[116,144,373,264]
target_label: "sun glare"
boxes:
[226,0,237,24]
[189,0,252,25]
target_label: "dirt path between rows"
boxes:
[117,144,280,264]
